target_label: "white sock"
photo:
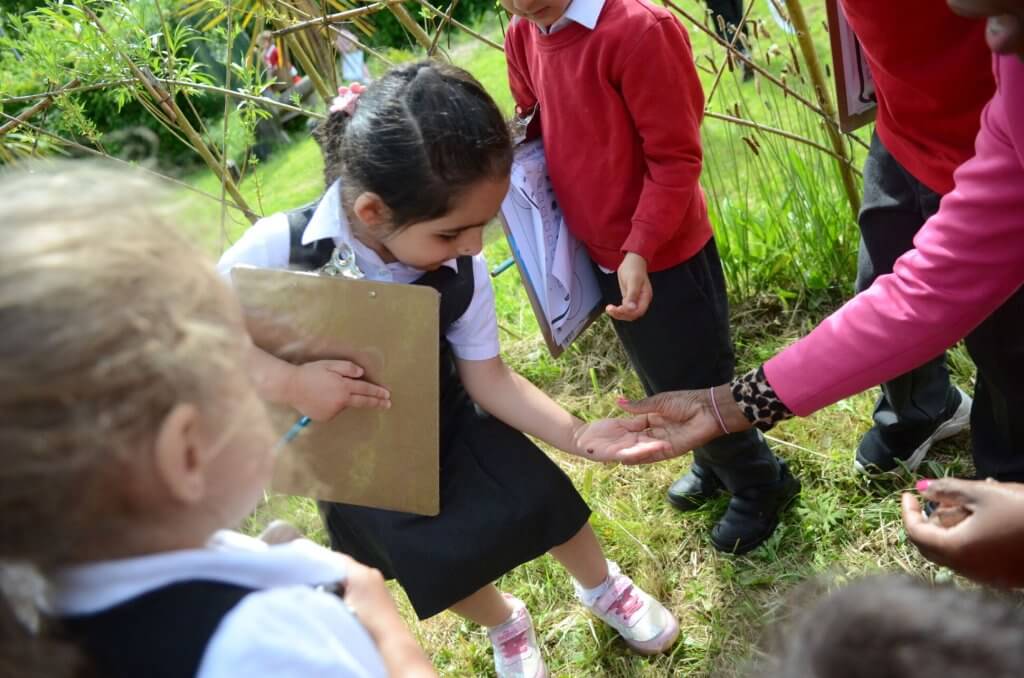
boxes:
[487,598,522,630]
[578,574,613,606]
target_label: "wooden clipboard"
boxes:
[231,265,440,516]
[827,0,877,133]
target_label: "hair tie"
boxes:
[330,82,366,115]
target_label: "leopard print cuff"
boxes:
[730,365,793,431]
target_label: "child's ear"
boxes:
[152,403,211,505]
[352,192,391,231]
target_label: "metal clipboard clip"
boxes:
[319,242,365,279]
[510,103,539,146]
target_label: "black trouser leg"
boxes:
[964,286,1024,481]
[856,133,959,456]
[705,0,749,47]
[595,239,781,493]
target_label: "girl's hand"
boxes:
[607,252,653,321]
[574,418,671,462]
[338,554,438,677]
[901,478,1024,588]
[337,555,401,633]
[258,520,304,545]
[288,360,391,421]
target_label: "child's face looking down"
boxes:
[499,0,573,28]
[354,175,510,270]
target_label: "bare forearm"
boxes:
[246,345,296,406]
[358,607,436,677]
[374,628,437,678]
[459,358,584,456]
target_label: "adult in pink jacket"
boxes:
[616,0,1024,581]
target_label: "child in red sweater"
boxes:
[502,0,799,553]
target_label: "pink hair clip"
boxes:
[330,82,367,115]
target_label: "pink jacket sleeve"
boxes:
[764,55,1024,416]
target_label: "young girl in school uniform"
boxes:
[0,165,434,678]
[218,60,679,677]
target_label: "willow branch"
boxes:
[0,78,80,138]
[660,1,828,125]
[0,112,259,221]
[0,79,134,105]
[390,3,447,60]
[78,3,255,221]
[270,1,398,38]
[705,111,862,173]
[704,0,755,105]
[265,0,395,66]
[428,0,459,57]
[416,0,504,51]
[162,79,325,118]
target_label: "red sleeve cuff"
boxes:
[621,220,662,264]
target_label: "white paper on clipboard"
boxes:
[827,0,877,132]
[500,141,602,357]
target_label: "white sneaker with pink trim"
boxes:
[487,595,548,678]
[575,561,680,655]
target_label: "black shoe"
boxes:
[854,387,972,477]
[667,464,724,512]
[710,461,800,555]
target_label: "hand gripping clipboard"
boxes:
[231,265,440,516]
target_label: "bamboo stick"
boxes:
[783,0,861,215]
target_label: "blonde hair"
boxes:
[0,163,246,568]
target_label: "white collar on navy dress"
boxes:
[301,180,458,281]
[49,531,350,616]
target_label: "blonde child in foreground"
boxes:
[0,164,434,678]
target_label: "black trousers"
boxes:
[858,132,1024,479]
[964,279,1024,480]
[705,0,748,46]
[856,132,960,452]
[596,239,782,493]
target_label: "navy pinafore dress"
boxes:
[287,208,592,619]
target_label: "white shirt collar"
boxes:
[300,180,457,281]
[546,0,605,33]
[49,531,350,616]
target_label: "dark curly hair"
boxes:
[760,575,1024,678]
[312,59,512,231]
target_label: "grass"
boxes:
[184,9,978,677]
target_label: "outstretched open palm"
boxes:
[574,418,671,463]
[613,390,725,464]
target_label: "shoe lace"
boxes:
[607,584,643,623]
[499,629,530,661]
